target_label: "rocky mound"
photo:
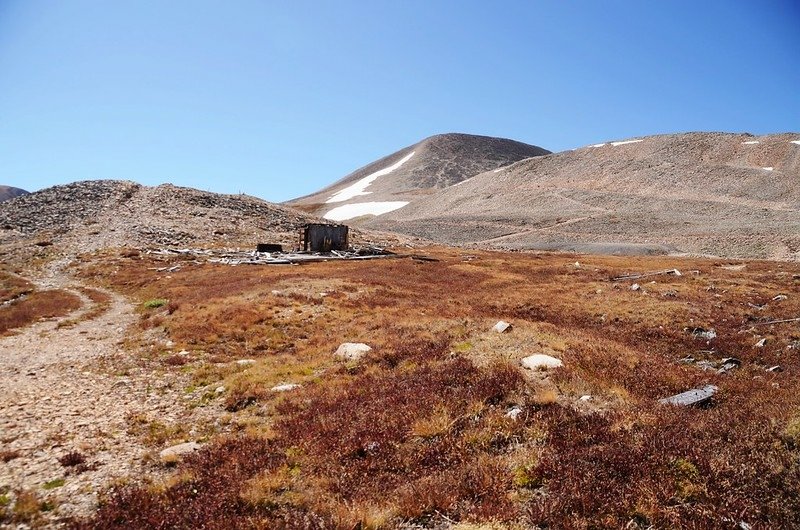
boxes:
[0,185,29,202]
[0,180,330,258]
[369,132,800,260]
[287,133,549,222]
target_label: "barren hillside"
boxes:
[369,132,800,260]
[0,185,29,202]
[0,180,400,264]
[0,180,318,251]
[288,133,550,222]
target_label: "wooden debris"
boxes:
[753,316,800,326]
[680,356,739,373]
[720,264,747,271]
[612,268,682,281]
[144,246,398,266]
[256,243,283,252]
[658,385,718,407]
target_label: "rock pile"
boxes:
[0,180,396,264]
[1,180,412,264]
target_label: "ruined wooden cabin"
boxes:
[300,223,349,253]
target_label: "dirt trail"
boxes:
[0,271,205,526]
[477,215,595,245]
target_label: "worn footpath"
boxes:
[0,266,213,527]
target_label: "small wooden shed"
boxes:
[300,223,349,252]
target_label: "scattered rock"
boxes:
[505,406,523,420]
[658,385,718,407]
[718,357,741,373]
[720,264,747,271]
[690,327,717,341]
[772,294,788,301]
[177,350,190,356]
[630,283,641,291]
[159,441,201,464]
[271,383,301,392]
[0,180,322,258]
[767,365,783,373]
[492,320,512,333]
[696,360,717,371]
[334,342,372,362]
[521,354,563,370]
[755,338,767,348]
[235,359,256,366]
[681,355,739,373]
[214,386,226,394]
[579,395,592,401]
[662,290,678,298]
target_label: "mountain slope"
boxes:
[0,180,334,259]
[288,133,550,221]
[0,185,29,202]
[367,132,800,260]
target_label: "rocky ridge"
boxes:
[0,180,311,248]
[0,180,406,264]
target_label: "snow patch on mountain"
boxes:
[325,151,416,204]
[324,201,409,221]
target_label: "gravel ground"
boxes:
[0,262,221,528]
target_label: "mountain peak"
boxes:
[288,133,550,221]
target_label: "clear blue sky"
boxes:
[1,0,798,201]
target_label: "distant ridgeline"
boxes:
[0,185,29,202]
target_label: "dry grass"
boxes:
[0,288,82,335]
[76,247,800,528]
[57,287,113,328]
[0,270,33,303]
[6,489,53,525]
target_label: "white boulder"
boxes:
[492,320,512,333]
[521,354,564,370]
[271,383,301,392]
[334,342,372,361]
[159,441,201,464]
